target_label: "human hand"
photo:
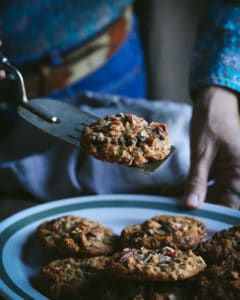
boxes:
[183,86,240,209]
[0,39,6,79]
[0,70,5,79]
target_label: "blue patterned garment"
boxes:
[0,0,133,65]
[189,0,240,94]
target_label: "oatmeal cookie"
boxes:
[106,247,206,282]
[192,261,240,300]
[80,113,171,166]
[34,256,109,300]
[36,215,116,257]
[120,215,206,251]
[196,224,240,264]
[94,278,183,300]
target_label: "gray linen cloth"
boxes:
[0,93,192,202]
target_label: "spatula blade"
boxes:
[18,99,175,174]
[18,99,98,146]
[133,146,175,173]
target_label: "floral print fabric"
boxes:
[190,0,240,94]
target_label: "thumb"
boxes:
[0,70,6,80]
[183,155,212,209]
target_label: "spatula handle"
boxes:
[0,47,28,103]
[0,50,8,68]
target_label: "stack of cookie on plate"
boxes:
[33,214,240,299]
[191,225,240,299]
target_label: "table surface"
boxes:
[0,195,37,221]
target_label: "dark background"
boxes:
[134,0,208,103]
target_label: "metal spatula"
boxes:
[18,99,98,147]
[0,50,175,173]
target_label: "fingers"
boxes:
[183,141,215,209]
[183,160,209,209]
[0,40,6,79]
[186,86,240,210]
[208,170,240,209]
[0,70,6,79]
[207,185,240,210]
[218,191,240,209]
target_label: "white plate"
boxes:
[0,194,239,300]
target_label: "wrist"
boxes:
[191,85,240,135]
[192,85,239,112]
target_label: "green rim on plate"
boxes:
[0,196,239,300]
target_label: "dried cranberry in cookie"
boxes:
[80,113,171,166]
[36,215,117,257]
[192,260,240,300]
[120,215,206,250]
[106,247,206,282]
[34,256,109,299]
[196,224,240,264]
